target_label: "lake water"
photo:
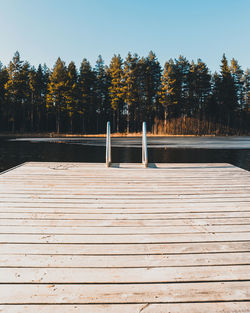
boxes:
[0,136,250,172]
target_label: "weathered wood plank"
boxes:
[1,196,249,203]
[1,215,250,226]
[0,232,250,244]
[1,265,250,283]
[1,193,250,199]
[0,252,249,267]
[2,185,250,191]
[1,212,250,219]
[0,303,249,313]
[0,225,249,234]
[0,217,249,226]
[0,200,250,210]
[1,241,249,255]
[0,282,250,303]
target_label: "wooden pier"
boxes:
[0,162,250,312]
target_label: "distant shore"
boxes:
[0,132,230,138]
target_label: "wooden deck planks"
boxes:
[0,162,250,312]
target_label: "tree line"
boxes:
[0,51,249,135]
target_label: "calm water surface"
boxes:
[0,136,250,172]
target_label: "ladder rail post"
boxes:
[109,123,111,163]
[142,122,148,168]
[106,121,111,167]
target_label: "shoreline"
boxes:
[1,132,248,138]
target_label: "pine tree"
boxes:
[28,67,37,131]
[134,56,147,130]
[122,53,139,132]
[20,61,31,131]
[4,52,31,132]
[209,54,238,132]
[158,59,176,125]
[46,57,67,133]
[29,65,47,131]
[230,58,244,111]
[0,63,8,131]
[174,55,190,117]
[108,54,124,132]
[219,54,238,120]
[40,64,50,131]
[243,69,250,112]
[188,59,211,116]
[144,51,162,128]
[64,61,79,133]
[78,58,96,133]
[208,72,220,121]
[95,55,110,133]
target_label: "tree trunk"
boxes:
[82,115,85,133]
[30,93,34,132]
[30,107,33,132]
[127,104,130,133]
[56,109,60,134]
[12,119,15,133]
[116,110,119,133]
[164,108,167,132]
[112,111,115,133]
[70,116,73,133]
[96,114,99,134]
[46,111,49,132]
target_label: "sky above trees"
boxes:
[0,0,249,72]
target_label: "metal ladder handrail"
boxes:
[106,121,148,168]
[106,121,111,167]
[142,122,148,168]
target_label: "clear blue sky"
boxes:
[0,0,249,72]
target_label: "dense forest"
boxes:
[0,51,249,135]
